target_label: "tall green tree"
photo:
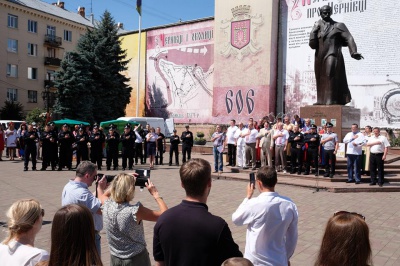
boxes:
[54,10,131,123]
[0,101,24,120]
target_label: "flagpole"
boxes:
[136,13,141,117]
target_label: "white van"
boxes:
[117,117,174,137]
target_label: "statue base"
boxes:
[300,105,361,141]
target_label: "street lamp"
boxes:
[42,85,50,113]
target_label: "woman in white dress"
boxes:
[5,122,18,160]
[0,199,49,266]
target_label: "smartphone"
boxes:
[249,172,255,186]
[135,169,150,187]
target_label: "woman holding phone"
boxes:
[103,173,168,265]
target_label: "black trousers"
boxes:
[227,144,237,166]
[76,147,89,167]
[122,147,134,169]
[155,145,164,165]
[107,148,119,169]
[91,148,103,169]
[42,145,57,169]
[305,148,319,174]
[323,149,336,175]
[370,153,384,184]
[290,148,303,173]
[24,145,37,169]
[182,144,192,163]
[135,142,143,164]
[59,146,72,169]
[169,145,179,164]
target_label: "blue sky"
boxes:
[42,0,215,30]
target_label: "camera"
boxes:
[249,172,255,186]
[96,173,115,183]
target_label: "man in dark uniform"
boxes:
[89,125,105,170]
[106,124,120,170]
[303,124,320,176]
[48,122,59,168]
[155,127,166,165]
[120,124,136,170]
[288,125,304,175]
[75,127,89,168]
[58,124,74,171]
[181,125,193,163]
[23,124,39,171]
[40,124,58,171]
[169,129,180,166]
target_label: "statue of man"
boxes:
[309,5,363,105]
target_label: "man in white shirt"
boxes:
[271,122,289,173]
[234,122,246,168]
[242,122,259,170]
[232,166,298,266]
[226,120,238,167]
[343,123,365,184]
[366,127,390,187]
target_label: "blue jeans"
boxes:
[95,232,101,257]
[347,154,361,182]
[213,146,223,172]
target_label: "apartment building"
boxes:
[0,0,93,114]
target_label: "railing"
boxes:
[44,57,61,66]
[44,34,62,46]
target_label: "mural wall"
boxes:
[213,0,279,124]
[280,0,400,127]
[146,19,214,123]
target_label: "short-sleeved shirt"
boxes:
[226,126,238,144]
[369,135,391,153]
[103,200,147,258]
[212,132,225,147]
[321,132,338,150]
[61,180,102,231]
[0,241,49,266]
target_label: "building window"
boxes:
[28,20,37,33]
[7,39,18,53]
[47,25,56,36]
[64,30,72,42]
[46,70,56,81]
[7,88,18,101]
[8,14,18,28]
[28,67,38,80]
[47,48,56,58]
[28,90,38,103]
[28,43,38,56]
[6,64,18,77]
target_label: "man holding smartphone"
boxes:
[232,167,298,266]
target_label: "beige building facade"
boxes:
[0,0,93,114]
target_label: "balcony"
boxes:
[44,57,61,67]
[44,80,55,87]
[44,34,62,47]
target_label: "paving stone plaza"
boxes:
[1,154,400,265]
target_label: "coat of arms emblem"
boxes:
[220,5,263,61]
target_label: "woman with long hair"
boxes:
[0,199,49,265]
[314,211,372,266]
[103,173,168,265]
[146,127,158,169]
[17,122,28,159]
[47,204,102,266]
[5,122,18,160]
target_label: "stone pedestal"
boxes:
[300,105,361,141]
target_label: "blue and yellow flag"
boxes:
[136,0,142,15]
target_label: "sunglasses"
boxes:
[334,211,365,220]
[41,208,45,217]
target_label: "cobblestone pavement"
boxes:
[1,156,400,266]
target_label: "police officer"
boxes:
[48,122,59,168]
[75,127,89,167]
[106,124,120,170]
[23,124,39,171]
[288,125,304,174]
[320,122,339,178]
[58,124,74,171]
[120,124,136,170]
[40,124,58,171]
[303,124,320,176]
[134,124,144,165]
[169,129,180,166]
[181,125,193,163]
[155,127,166,165]
[89,125,105,170]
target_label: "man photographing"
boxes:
[232,167,298,266]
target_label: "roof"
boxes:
[7,0,94,27]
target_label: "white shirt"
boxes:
[243,128,258,144]
[235,128,246,146]
[232,192,298,266]
[226,125,238,144]
[273,129,289,146]
[369,135,390,154]
[343,131,364,155]
[0,241,49,266]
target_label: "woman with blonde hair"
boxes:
[314,211,372,266]
[103,173,168,265]
[47,204,102,266]
[0,199,49,265]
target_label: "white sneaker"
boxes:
[283,170,287,174]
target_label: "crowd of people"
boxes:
[215,115,390,186]
[0,160,373,266]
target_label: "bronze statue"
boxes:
[309,5,363,105]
